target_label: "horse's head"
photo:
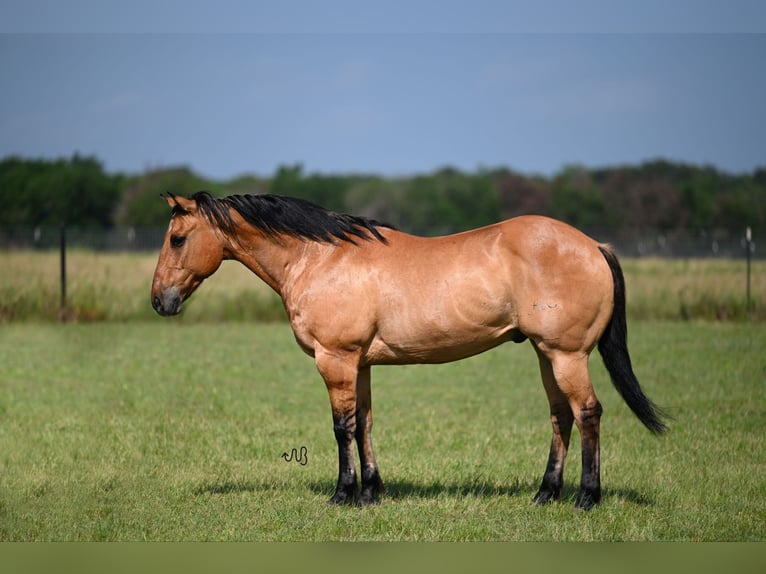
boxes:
[151,194,226,316]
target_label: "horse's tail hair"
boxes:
[597,245,668,434]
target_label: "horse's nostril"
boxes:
[152,292,181,316]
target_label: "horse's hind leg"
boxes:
[535,347,603,510]
[533,348,574,505]
[555,353,603,509]
[355,367,383,505]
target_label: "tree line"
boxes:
[1,155,764,238]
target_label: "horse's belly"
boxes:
[363,324,516,366]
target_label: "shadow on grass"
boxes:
[306,479,656,507]
[193,477,654,507]
[303,477,536,501]
[193,480,261,496]
[383,478,534,500]
[600,486,654,507]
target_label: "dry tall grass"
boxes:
[0,251,282,322]
[1,250,763,322]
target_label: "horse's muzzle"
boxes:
[152,290,182,316]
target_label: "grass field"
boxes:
[0,250,764,322]
[0,320,763,541]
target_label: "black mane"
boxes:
[189,191,393,244]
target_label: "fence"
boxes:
[1,226,167,252]
[0,224,759,260]
[1,223,759,320]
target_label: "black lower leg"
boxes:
[574,404,602,510]
[328,414,358,505]
[359,466,383,505]
[534,443,565,505]
[355,418,383,505]
[354,371,383,506]
[534,410,573,505]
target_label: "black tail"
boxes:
[597,246,668,434]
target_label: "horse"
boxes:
[151,191,667,510]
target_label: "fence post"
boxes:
[60,222,67,319]
[745,227,753,310]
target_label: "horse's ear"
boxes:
[161,193,197,214]
[161,192,176,209]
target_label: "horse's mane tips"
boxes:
[221,193,393,245]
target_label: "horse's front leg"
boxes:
[356,367,383,505]
[316,349,361,505]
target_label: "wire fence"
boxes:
[0,224,759,260]
[1,226,166,252]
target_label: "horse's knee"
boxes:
[333,413,356,443]
[549,400,574,424]
[575,401,603,431]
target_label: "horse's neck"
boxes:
[226,230,310,296]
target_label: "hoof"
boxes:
[327,493,356,506]
[359,474,384,506]
[358,489,382,506]
[574,487,601,511]
[327,485,357,506]
[532,488,558,506]
[533,482,561,506]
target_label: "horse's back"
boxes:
[356,216,614,363]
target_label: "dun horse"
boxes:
[151,192,666,510]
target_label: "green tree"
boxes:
[680,172,718,230]
[0,155,120,227]
[344,176,404,226]
[118,166,209,227]
[269,164,351,212]
[493,168,552,220]
[717,179,765,230]
[398,167,500,235]
[550,166,606,230]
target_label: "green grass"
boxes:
[0,320,763,541]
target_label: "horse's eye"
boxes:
[170,235,186,248]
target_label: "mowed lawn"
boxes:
[0,320,763,541]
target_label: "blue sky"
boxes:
[1,2,765,179]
